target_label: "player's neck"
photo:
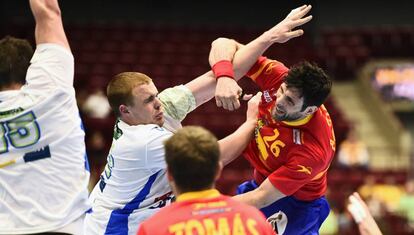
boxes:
[282,113,314,126]
[0,83,22,92]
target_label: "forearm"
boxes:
[218,119,256,165]
[209,34,273,80]
[30,0,69,49]
[184,71,216,107]
[233,178,286,208]
[207,5,311,111]
[232,33,273,79]
[233,191,265,208]
[30,0,61,20]
[210,38,238,64]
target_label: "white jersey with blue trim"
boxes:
[84,85,196,235]
[0,44,90,234]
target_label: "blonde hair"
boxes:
[106,72,152,117]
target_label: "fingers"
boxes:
[353,192,370,211]
[253,91,263,99]
[216,93,240,111]
[215,78,243,111]
[233,96,241,110]
[249,91,263,104]
[293,5,312,20]
[223,97,239,111]
[246,92,262,121]
[291,15,313,28]
[217,92,256,110]
[242,94,254,101]
[285,29,304,39]
[290,4,308,16]
[216,98,223,108]
[282,5,312,41]
[348,193,368,224]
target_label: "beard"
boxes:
[271,106,303,122]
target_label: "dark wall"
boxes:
[1,0,413,31]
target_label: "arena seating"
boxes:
[4,22,412,234]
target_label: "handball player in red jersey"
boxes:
[209,5,335,234]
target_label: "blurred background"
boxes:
[1,0,413,234]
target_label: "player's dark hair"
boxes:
[0,36,34,89]
[164,126,220,193]
[285,61,332,110]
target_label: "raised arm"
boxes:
[185,5,312,110]
[232,4,312,78]
[30,0,70,50]
[209,5,312,110]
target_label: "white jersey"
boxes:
[0,44,90,234]
[84,85,196,235]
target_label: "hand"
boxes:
[263,5,313,44]
[215,77,250,111]
[246,92,262,123]
[347,192,383,235]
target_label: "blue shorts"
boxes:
[237,180,330,235]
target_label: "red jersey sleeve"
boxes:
[246,56,289,91]
[267,148,326,196]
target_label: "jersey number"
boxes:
[257,129,286,161]
[99,154,114,192]
[0,112,41,154]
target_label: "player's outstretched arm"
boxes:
[209,5,312,111]
[30,0,70,50]
[185,5,311,111]
[185,40,247,111]
[347,192,383,235]
[231,4,312,79]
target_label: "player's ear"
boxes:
[214,161,223,181]
[303,106,317,116]
[166,167,174,181]
[119,104,129,115]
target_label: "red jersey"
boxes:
[243,57,336,201]
[137,189,276,235]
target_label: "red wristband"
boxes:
[212,60,234,79]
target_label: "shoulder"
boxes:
[31,43,73,65]
[121,123,171,139]
[312,105,333,130]
[114,123,172,150]
[24,43,75,92]
[248,57,289,80]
